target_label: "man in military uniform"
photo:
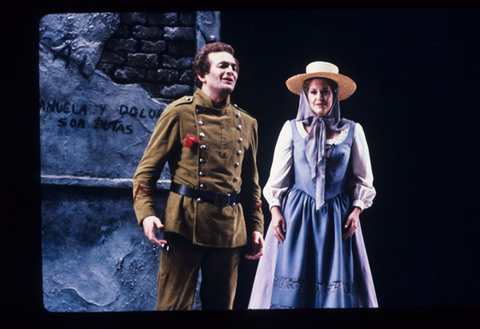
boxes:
[133,42,264,310]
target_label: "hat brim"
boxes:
[286,72,357,100]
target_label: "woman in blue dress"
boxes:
[249,61,378,309]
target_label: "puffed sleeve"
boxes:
[263,121,294,209]
[349,123,376,210]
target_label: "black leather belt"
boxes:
[170,182,241,208]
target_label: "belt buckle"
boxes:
[214,193,230,208]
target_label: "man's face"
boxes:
[199,51,238,97]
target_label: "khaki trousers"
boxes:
[156,232,241,310]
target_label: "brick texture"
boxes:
[97,11,196,101]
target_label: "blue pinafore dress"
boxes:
[270,120,358,309]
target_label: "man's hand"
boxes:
[245,231,264,260]
[142,216,167,246]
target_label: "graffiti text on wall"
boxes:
[40,99,163,134]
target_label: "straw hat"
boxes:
[285,61,357,100]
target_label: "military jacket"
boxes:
[133,89,264,248]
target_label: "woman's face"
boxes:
[307,78,334,117]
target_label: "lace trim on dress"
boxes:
[272,276,355,295]
[295,120,350,145]
[326,126,350,145]
[271,304,296,309]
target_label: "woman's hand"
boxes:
[343,207,361,240]
[271,206,286,243]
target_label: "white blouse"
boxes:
[263,120,376,211]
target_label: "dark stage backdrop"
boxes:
[220,8,480,308]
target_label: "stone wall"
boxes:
[40,11,219,312]
[96,12,195,101]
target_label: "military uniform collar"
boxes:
[194,89,232,110]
